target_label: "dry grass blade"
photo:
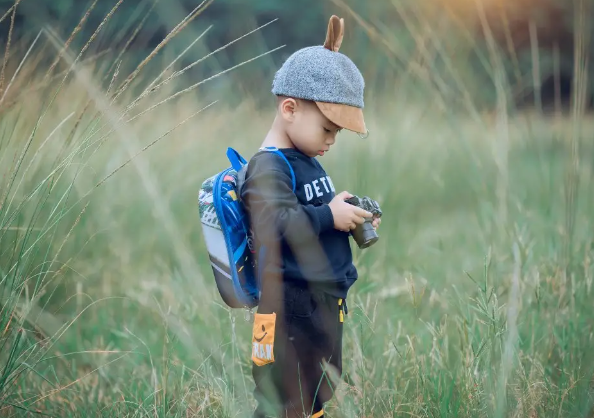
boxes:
[553,42,562,117]
[495,242,522,417]
[0,402,52,417]
[67,0,124,72]
[85,0,159,140]
[46,202,89,286]
[132,18,278,109]
[43,0,124,97]
[168,18,279,80]
[126,45,285,123]
[97,100,218,188]
[529,20,542,113]
[112,0,213,102]
[0,30,41,107]
[0,0,21,95]
[106,60,122,96]
[0,227,43,231]
[138,24,213,100]
[0,50,111,116]
[103,0,160,82]
[27,352,132,406]
[496,2,522,87]
[564,0,590,285]
[0,111,75,237]
[474,0,510,226]
[0,4,16,24]
[393,1,483,121]
[387,2,445,101]
[43,0,99,82]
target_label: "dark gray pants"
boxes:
[251,281,346,418]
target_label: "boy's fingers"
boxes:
[354,207,372,218]
[337,191,352,200]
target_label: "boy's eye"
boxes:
[323,128,332,133]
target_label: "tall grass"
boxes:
[1,0,594,417]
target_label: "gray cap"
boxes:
[271,16,367,135]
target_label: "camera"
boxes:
[344,195,382,249]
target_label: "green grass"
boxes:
[1,2,594,417]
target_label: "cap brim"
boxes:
[315,101,367,136]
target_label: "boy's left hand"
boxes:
[372,216,381,230]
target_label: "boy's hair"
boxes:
[271,16,368,136]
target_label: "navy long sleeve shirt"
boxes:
[240,147,357,298]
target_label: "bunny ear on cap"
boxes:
[316,15,367,135]
[323,15,344,52]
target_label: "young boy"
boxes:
[240,16,380,418]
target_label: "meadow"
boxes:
[1,2,594,417]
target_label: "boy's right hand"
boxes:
[329,191,373,232]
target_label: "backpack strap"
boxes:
[227,147,295,194]
[226,147,248,171]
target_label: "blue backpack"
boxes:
[198,147,295,309]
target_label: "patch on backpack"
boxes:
[252,313,276,366]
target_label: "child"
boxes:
[240,15,380,418]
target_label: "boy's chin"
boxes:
[300,148,323,158]
[294,145,326,158]
[308,148,326,157]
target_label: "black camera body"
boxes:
[344,195,382,249]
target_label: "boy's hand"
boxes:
[372,217,381,230]
[329,191,373,232]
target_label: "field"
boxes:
[1,3,594,418]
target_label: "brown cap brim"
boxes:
[315,101,367,136]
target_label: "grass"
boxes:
[1,1,594,417]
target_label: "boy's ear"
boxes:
[279,97,297,121]
[323,15,344,52]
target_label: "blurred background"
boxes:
[2,0,592,109]
[1,0,594,417]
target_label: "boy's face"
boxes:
[279,98,343,158]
